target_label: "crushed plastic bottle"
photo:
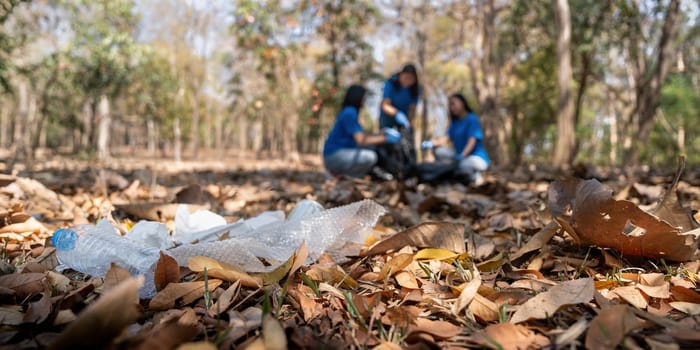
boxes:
[168,199,386,271]
[52,219,161,298]
[125,220,173,250]
[173,205,228,243]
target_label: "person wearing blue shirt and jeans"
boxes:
[379,64,420,130]
[421,93,490,185]
[323,85,401,179]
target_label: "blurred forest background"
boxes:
[0,0,698,171]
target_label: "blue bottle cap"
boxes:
[52,228,76,250]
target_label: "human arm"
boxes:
[353,132,388,146]
[380,81,410,127]
[460,137,477,158]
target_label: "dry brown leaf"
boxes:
[22,293,53,324]
[408,318,462,340]
[45,271,71,294]
[377,253,414,281]
[208,281,240,317]
[372,341,403,350]
[289,241,308,278]
[510,278,594,324]
[288,288,321,323]
[470,293,500,322]
[636,283,670,299]
[611,286,648,309]
[670,285,700,303]
[548,178,698,261]
[103,263,132,292]
[227,307,263,343]
[242,337,265,350]
[471,323,550,350]
[53,309,76,326]
[0,272,46,298]
[155,252,180,291]
[585,305,645,349]
[0,305,24,326]
[640,273,666,286]
[363,222,465,256]
[149,280,222,311]
[132,307,199,350]
[668,302,700,315]
[653,158,699,233]
[48,276,143,350]
[452,266,481,315]
[176,341,218,350]
[509,222,559,261]
[262,314,286,350]
[188,256,261,287]
[0,216,47,234]
[305,266,358,289]
[467,231,496,260]
[554,317,588,348]
[394,271,419,289]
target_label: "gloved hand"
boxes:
[395,111,409,128]
[421,140,434,150]
[383,128,401,144]
[454,153,463,162]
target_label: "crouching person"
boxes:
[323,84,401,179]
[421,93,489,185]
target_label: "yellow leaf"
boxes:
[377,254,414,281]
[414,248,460,261]
[254,251,296,286]
[188,256,261,288]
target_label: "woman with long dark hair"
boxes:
[379,64,420,129]
[421,93,490,184]
[323,84,401,178]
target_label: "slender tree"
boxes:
[552,0,575,168]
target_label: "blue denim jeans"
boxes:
[433,146,488,181]
[324,148,378,178]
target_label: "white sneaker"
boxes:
[472,173,485,187]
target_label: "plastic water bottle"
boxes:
[52,220,161,298]
[168,199,386,270]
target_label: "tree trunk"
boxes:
[417,0,428,150]
[96,94,111,160]
[173,117,182,163]
[147,116,156,156]
[552,0,575,168]
[469,0,510,166]
[13,79,28,160]
[0,98,8,149]
[189,92,200,158]
[623,0,681,165]
[606,88,618,165]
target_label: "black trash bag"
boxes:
[375,128,416,180]
[416,160,458,184]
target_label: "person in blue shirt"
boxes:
[421,93,490,184]
[379,64,421,129]
[323,85,401,178]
